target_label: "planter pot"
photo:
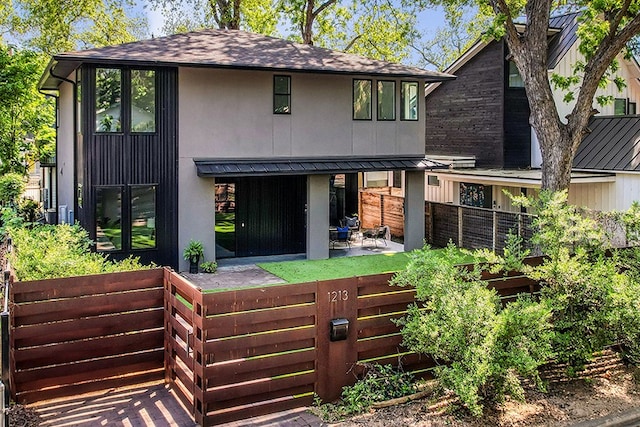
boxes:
[189,258,199,274]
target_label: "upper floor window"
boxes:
[353,79,372,120]
[131,70,156,132]
[274,75,291,114]
[377,80,396,120]
[615,98,636,115]
[95,68,122,132]
[508,61,524,88]
[401,81,418,120]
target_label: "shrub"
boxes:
[392,244,553,416]
[0,173,26,206]
[9,223,151,280]
[200,261,217,273]
[314,364,417,422]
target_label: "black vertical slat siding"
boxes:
[81,66,178,268]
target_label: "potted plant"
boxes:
[183,240,204,273]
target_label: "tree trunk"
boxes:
[302,0,314,44]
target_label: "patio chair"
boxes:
[362,225,388,248]
[330,226,351,250]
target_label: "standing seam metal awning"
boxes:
[194,157,448,177]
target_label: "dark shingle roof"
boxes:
[574,116,640,171]
[194,156,448,177]
[548,12,581,68]
[41,29,454,90]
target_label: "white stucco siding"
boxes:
[57,75,76,219]
[178,67,426,159]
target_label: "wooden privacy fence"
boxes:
[8,262,542,426]
[9,268,166,403]
[164,265,541,426]
[359,188,404,237]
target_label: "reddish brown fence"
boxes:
[9,268,166,403]
[359,188,405,237]
[8,262,542,425]
[163,265,541,426]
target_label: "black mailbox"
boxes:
[329,318,349,341]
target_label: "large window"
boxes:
[273,75,291,114]
[131,70,156,132]
[95,68,122,132]
[131,186,156,249]
[96,187,122,251]
[401,81,418,120]
[353,79,372,120]
[377,81,396,120]
[508,62,524,88]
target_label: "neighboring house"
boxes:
[38,29,453,270]
[423,12,640,213]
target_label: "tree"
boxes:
[411,7,485,70]
[0,44,54,175]
[8,0,146,54]
[425,0,640,190]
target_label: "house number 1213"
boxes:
[328,290,348,303]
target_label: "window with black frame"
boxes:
[96,187,123,251]
[377,80,396,120]
[353,79,372,120]
[273,75,291,114]
[95,68,122,132]
[131,185,157,249]
[130,70,156,132]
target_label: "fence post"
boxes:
[458,206,463,247]
[492,211,497,252]
[1,269,10,425]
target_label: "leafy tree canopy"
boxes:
[0,43,54,175]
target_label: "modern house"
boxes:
[423,12,640,213]
[38,29,454,270]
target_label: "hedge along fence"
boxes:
[8,259,543,425]
[9,268,166,403]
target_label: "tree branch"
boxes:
[312,0,337,19]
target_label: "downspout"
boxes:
[48,65,77,225]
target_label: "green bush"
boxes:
[392,245,553,416]
[9,223,152,280]
[0,173,26,206]
[314,364,417,422]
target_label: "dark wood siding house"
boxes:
[425,40,530,168]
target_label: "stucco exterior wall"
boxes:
[57,76,76,222]
[177,68,425,159]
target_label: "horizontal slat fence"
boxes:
[359,188,405,237]
[9,260,546,426]
[10,268,166,403]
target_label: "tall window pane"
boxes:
[273,75,291,114]
[377,80,396,120]
[131,186,156,249]
[401,81,418,120]
[508,61,524,88]
[131,70,156,132]
[615,98,627,115]
[95,68,122,132]
[96,187,122,251]
[353,79,372,120]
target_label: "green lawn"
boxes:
[258,252,413,283]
